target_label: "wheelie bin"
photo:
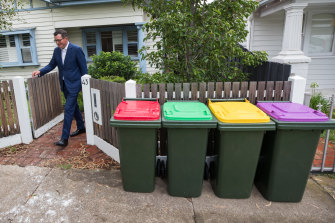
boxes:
[255,101,335,202]
[110,98,161,193]
[162,101,217,197]
[208,99,275,199]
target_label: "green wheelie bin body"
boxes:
[255,101,335,202]
[209,99,275,199]
[162,101,217,197]
[110,98,161,193]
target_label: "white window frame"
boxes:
[303,9,335,57]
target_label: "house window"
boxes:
[83,27,138,61]
[308,13,335,55]
[0,29,38,67]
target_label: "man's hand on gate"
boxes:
[32,70,40,78]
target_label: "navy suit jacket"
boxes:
[39,42,88,94]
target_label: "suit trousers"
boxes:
[61,84,85,140]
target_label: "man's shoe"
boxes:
[54,139,68,147]
[70,128,86,137]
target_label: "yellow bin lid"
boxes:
[208,99,270,123]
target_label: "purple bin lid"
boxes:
[256,102,329,122]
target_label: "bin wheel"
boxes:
[204,163,209,180]
[156,159,161,177]
[160,161,166,178]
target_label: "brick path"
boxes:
[313,138,335,168]
[0,120,118,170]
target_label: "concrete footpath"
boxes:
[0,165,334,223]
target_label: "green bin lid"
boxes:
[163,101,212,121]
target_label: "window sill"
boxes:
[0,63,40,68]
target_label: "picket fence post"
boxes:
[81,74,94,145]
[125,79,137,98]
[12,77,33,144]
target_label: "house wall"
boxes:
[306,57,335,91]
[250,12,285,60]
[303,6,335,91]
[0,2,148,79]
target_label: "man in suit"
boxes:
[32,29,87,147]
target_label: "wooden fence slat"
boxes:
[0,82,8,136]
[183,83,190,100]
[274,81,283,101]
[208,82,214,100]
[46,75,55,118]
[232,82,240,98]
[215,82,223,99]
[136,84,142,98]
[41,77,50,127]
[175,83,181,100]
[167,83,173,101]
[257,81,266,101]
[224,82,231,99]
[240,82,248,99]
[191,83,198,100]
[159,83,165,105]
[100,81,106,140]
[248,81,257,104]
[108,82,115,145]
[151,84,158,99]
[283,81,292,101]
[199,82,206,103]
[27,79,37,130]
[36,77,45,128]
[45,75,52,122]
[266,81,274,101]
[3,81,15,134]
[9,80,20,133]
[112,82,119,146]
[143,84,150,98]
[55,73,63,113]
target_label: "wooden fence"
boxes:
[248,61,291,81]
[135,81,292,105]
[91,78,125,147]
[27,72,63,130]
[0,80,20,138]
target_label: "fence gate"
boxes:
[27,72,63,138]
[0,80,20,138]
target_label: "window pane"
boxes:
[86,32,96,44]
[128,44,138,57]
[0,36,6,48]
[21,33,31,47]
[101,31,113,52]
[87,45,96,57]
[21,48,32,63]
[127,30,137,42]
[9,35,15,47]
[309,13,335,54]
[113,31,123,53]
[0,35,18,63]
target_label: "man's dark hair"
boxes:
[54,29,68,38]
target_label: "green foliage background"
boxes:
[123,0,267,83]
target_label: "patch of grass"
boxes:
[58,163,72,170]
[325,173,335,179]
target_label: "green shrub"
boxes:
[88,51,138,80]
[309,93,330,115]
[135,72,183,84]
[100,76,126,83]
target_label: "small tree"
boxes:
[123,0,267,82]
[0,0,23,30]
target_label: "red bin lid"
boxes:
[113,99,160,121]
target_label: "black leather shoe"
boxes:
[54,139,68,147]
[70,128,86,137]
